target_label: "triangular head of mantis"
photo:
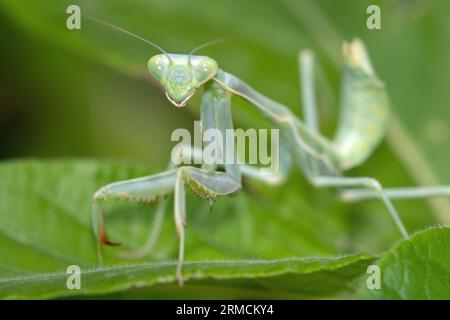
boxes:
[148,54,218,107]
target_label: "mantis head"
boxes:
[148,54,218,107]
[82,17,223,108]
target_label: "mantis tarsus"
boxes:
[88,17,450,286]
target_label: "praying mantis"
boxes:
[88,17,450,286]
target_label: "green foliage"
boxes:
[0,161,448,299]
[360,227,450,300]
[0,160,372,299]
[0,0,449,299]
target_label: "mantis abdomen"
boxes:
[333,41,390,171]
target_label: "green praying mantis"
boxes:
[88,17,450,286]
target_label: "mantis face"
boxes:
[148,54,218,107]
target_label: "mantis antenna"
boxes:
[83,15,172,61]
[188,37,233,64]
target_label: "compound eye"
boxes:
[147,54,170,80]
[193,57,218,83]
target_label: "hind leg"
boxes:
[340,186,450,201]
[299,50,319,132]
[311,176,409,239]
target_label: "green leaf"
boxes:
[1,0,448,299]
[360,227,450,300]
[1,255,374,299]
[0,160,374,299]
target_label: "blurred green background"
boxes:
[0,0,449,298]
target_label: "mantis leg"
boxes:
[177,71,293,186]
[201,81,242,183]
[173,167,240,285]
[92,169,178,265]
[201,80,292,184]
[116,82,243,261]
[118,144,209,260]
[117,162,178,260]
[340,186,450,201]
[299,50,324,177]
[215,71,340,177]
[116,190,169,260]
[239,156,291,185]
[93,166,241,285]
[175,144,292,185]
[173,80,243,285]
[299,50,319,132]
[311,176,409,239]
[94,83,242,285]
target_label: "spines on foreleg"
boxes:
[92,171,177,262]
[186,177,217,201]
